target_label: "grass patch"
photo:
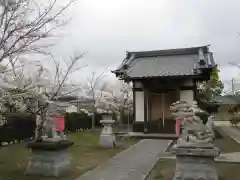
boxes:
[0,131,137,180]
[146,159,240,180]
[214,127,240,153]
[146,159,175,180]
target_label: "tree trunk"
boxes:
[92,100,96,129]
[92,111,95,129]
[35,109,47,141]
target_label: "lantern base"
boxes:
[99,134,116,148]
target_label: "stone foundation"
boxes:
[26,149,70,177]
[173,155,218,180]
[171,144,220,180]
[26,140,73,177]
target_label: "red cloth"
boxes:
[54,115,65,131]
[175,117,184,137]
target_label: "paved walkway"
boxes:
[120,132,177,140]
[218,126,240,144]
[162,152,240,163]
[76,139,170,180]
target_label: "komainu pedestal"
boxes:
[170,101,220,180]
[99,120,116,148]
[171,143,220,180]
[26,140,73,177]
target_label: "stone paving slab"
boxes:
[216,152,240,163]
[120,132,177,140]
[218,126,240,144]
[161,152,240,163]
[213,121,231,126]
[75,139,170,180]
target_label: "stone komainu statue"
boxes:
[170,101,214,144]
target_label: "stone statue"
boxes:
[170,101,215,145]
[41,102,62,142]
[26,93,63,142]
[206,115,214,136]
[171,101,220,180]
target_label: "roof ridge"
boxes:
[127,45,210,58]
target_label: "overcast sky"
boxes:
[49,0,240,89]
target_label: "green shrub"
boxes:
[0,111,102,145]
[121,114,134,124]
[64,112,102,131]
[64,112,91,131]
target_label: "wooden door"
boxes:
[161,91,177,133]
[148,93,163,133]
[148,91,177,133]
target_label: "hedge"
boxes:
[65,112,96,131]
[0,112,102,145]
[121,114,134,124]
[0,113,36,144]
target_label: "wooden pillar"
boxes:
[133,89,136,123]
[176,88,181,101]
[148,91,151,125]
[144,88,148,133]
[193,80,197,100]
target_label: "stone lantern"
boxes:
[99,111,116,148]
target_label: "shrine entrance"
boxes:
[147,90,177,133]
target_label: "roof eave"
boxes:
[121,74,203,81]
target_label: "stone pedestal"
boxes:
[171,143,220,180]
[99,120,116,148]
[26,140,73,177]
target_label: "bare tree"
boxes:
[104,80,133,122]
[28,53,85,141]
[85,71,106,129]
[0,0,75,65]
[0,52,86,141]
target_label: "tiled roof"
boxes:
[125,54,198,77]
[113,45,216,79]
[215,95,240,105]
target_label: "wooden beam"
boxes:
[132,87,144,91]
[179,85,196,91]
[129,75,203,81]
